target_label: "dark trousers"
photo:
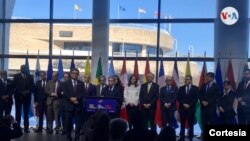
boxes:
[237,109,249,125]
[201,107,217,131]
[161,108,175,128]
[179,108,195,139]
[141,107,156,132]
[0,101,12,117]
[126,105,139,129]
[38,101,47,129]
[15,97,31,130]
[58,99,66,131]
[66,109,82,141]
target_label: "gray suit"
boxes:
[45,80,60,131]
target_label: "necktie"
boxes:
[186,85,190,95]
[147,83,151,93]
[73,81,77,92]
[4,79,7,87]
[244,81,249,89]
[206,84,210,92]
[85,83,88,91]
[42,81,45,88]
[166,86,169,93]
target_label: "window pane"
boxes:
[9,23,49,55]
[11,0,49,19]
[53,23,91,56]
[161,0,216,18]
[110,0,157,19]
[160,23,214,57]
[54,0,92,19]
[109,23,171,57]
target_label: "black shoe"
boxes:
[34,128,43,133]
[24,129,30,133]
[178,138,184,141]
[46,129,53,134]
[61,131,66,135]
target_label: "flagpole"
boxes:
[118,5,120,19]
[137,9,140,28]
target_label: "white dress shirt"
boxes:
[124,85,140,106]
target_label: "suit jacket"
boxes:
[177,85,198,112]
[199,82,220,110]
[96,84,108,96]
[0,79,14,105]
[139,82,159,108]
[63,79,85,111]
[160,85,178,110]
[85,83,97,97]
[34,80,47,104]
[45,80,60,105]
[101,85,123,107]
[218,89,236,118]
[236,80,250,111]
[13,73,33,101]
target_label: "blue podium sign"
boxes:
[85,97,117,113]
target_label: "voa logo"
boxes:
[220,7,239,25]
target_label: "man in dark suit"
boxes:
[199,72,219,128]
[139,72,159,132]
[177,75,198,141]
[96,75,107,97]
[101,76,123,118]
[64,68,85,141]
[160,76,178,128]
[13,65,34,133]
[83,74,96,97]
[57,72,70,135]
[34,71,47,132]
[218,81,236,125]
[0,70,14,118]
[236,69,250,124]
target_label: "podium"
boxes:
[85,97,118,113]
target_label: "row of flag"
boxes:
[25,50,248,129]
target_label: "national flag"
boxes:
[85,55,91,76]
[172,53,180,129]
[47,57,53,81]
[120,56,128,87]
[95,56,103,85]
[58,55,64,81]
[133,54,139,81]
[196,57,207,132]
[155,58,165,128]
[138,8,146,13]
[108,57,115,77]
[144,57,151,82]
[74,4,82,11]
[34,53,41,84]
[185,52,191,76]
[215,59,223,93]
[226,59,236,89]
[70,58,76,71]
[226,59,238,123]
[24,52,34,118]
[119,5,126,11]
[120,56,128,121]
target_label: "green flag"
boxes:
[95,56,103,84]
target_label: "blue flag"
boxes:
[47,57,53,81]
[215,59,223,93]
[70,58,75,70]
[108,58,115,77]
[58,56,64,81]
[25,56,30,75]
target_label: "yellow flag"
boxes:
[185,52,191,76]
[74,4,81,11]
[85,56,91,76]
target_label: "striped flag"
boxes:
[34,52,41,84]
[138,8,146,13]
[108,57,115,77]
[133,54,139,82]
[85,55,91,76]
[155,58,165,127]
[95,56,103,85]
[120,56,128,121]
[144,57,151,82]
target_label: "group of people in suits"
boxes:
[1,64,250,141]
